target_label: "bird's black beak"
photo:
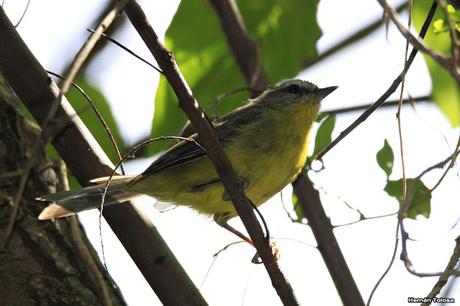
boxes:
[315,86,338,99]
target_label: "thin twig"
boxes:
[333,212,397,228]
[421,236,460,306]
[304,1,408,68]
[376,0,455,78]
[429,136,460,192]
[60,0,130,96]
[208,0,268,93]
[47,70,126,174]
[56,160,112,306]
[317,2,438,160]
[13,0,30,28]
[322,96,430,116]
[366,220,400,306]
[87,28,163,74]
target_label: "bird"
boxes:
[37,79,337,241]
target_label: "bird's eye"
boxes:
[284,84,302,95]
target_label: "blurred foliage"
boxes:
[376,139,431,219]
[67,77,126,164]
[433,4,460,33]
[149,0,321,154]
[413,2,460,127]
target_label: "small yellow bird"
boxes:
[37,79,336,238]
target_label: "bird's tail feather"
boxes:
[37,177,138,220]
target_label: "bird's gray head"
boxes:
[254,79,337,109]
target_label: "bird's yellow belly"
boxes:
[133,106,313,218]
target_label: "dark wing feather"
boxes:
[141,102,262,176]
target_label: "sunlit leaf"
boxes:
[150,0,321,154]
[376,139,394,178]
[413,2,460,126]
[384,178,431,219]
[312,115,336,158]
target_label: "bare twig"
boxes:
[428,136,460,192]
[376,0,456,79]
[47,70,126,174]
[421,236,460,306]
[61,0,130,96]
[13,0,30,28]
[293,174,365,306]
[317,1,438,160]
[56,160,112,306]
[208,0,268,94]
[305,1,408,68]
[322,96,430,116]
[87,28,163,74]
[366,221,400,306]
[333,212,397,228]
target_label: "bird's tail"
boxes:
[36,176,138,220]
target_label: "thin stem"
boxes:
[317,1,438,160]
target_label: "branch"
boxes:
[0,6,207,306]
[293,175,365,306]
[316,1,438,160]
[376,0,458,80]
[209,0,268,93]
[421,236,460,306]
[322,95,430,116]
[305,1,408,68]
[123,1,298,305]
[208,0,364,305]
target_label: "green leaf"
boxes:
[384,178,431,219]
[67,77,126,164]
[376,139,394,178]
[149,0,321,154]
[413,2,460,127]
[291,193,304,221]
[312,115,336,158]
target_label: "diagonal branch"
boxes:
[421,236,460,306]
[305,1,408,68]
[0,6,207,306]
[208,0,365,305]
[316,1,438,160]
[376,0,458,80]
[208,0,268,94]
[123,1,298,305]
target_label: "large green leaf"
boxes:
[413,2,460,126]
[384,178,431,219]
[67,77,126,164]
[376,139,394,178]
[150,0,321,154]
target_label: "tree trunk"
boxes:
[0,96,125,306]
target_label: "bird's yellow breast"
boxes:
[133,102,319,218]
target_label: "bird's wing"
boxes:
[140,102,262,177]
